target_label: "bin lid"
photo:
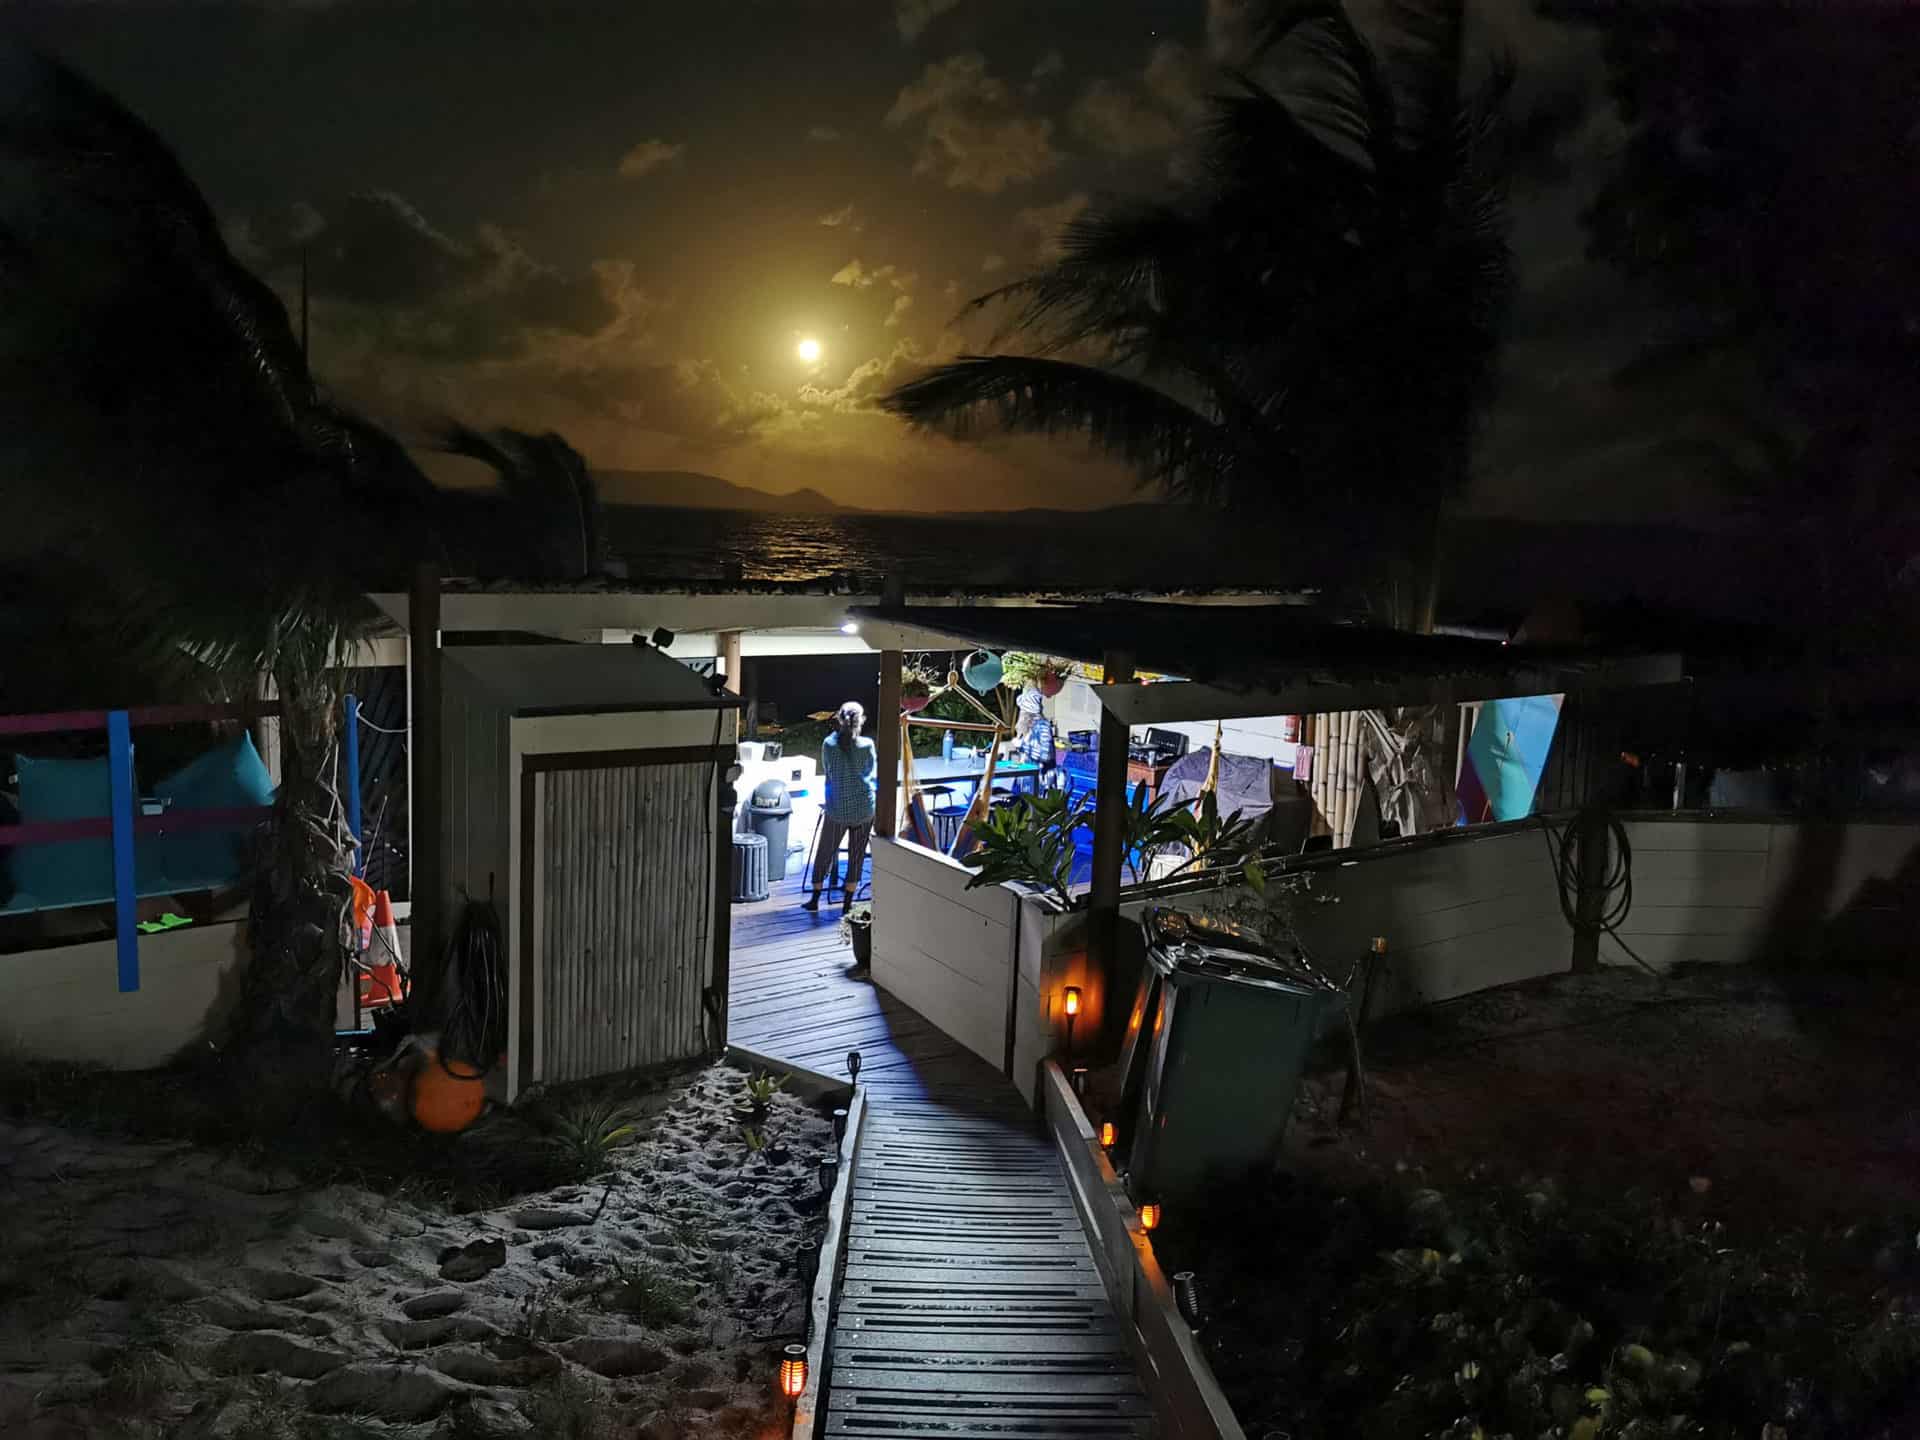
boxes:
[750,779,791,812]
[1142,907,1338,997]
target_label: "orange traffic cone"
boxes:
[362,889,404,1006]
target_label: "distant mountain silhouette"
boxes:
[596,469,847,513]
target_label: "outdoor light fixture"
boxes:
[1063,986,1081,1052]
[818,1158,839,1195]
[1137,1201,1162,1232]
[649,626,675,649]
[1069,1066,1088,1096]
[1172,1271,1203,1329]
[840,620,860,635]
[778,1343,808,1401]
[1099,1120,1116,1149]
[846,1049,862,1084]
[831,1106,848,1142]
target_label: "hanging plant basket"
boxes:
[1037,671,1066,698]
[900,692,931,714]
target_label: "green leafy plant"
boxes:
[840,899,872,942]
[741,1125,767,1154]
[900,667,932,702]
[742,1071,785,1108]
[961,789,1088,908]
[532,1097,643,1181]
[998,652,1070,693]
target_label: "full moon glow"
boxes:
[796,337,822,364]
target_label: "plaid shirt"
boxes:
[820,732,877,823]
[1023,716,1056,766]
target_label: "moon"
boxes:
[796,337,822,364]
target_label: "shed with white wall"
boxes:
[441,644,738,1100]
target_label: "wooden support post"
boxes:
[875,649,901,839]
[719,629,743,696]
[1570,805,1609,973]
[1088,650,1135,1020]
[408,562,444,1015]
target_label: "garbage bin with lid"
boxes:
[1114,906,1344,1200]
[746,779,793,880]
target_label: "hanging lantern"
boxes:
[778,1343,808,1400]
[961,649,1003,692]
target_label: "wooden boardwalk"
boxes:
[728,862,1009,1102]
[726,861,1154,1437]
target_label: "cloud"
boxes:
[797,337,950,413]
[616,139,685,179]
[818,203,861,229]
[1205,0,1260,63]
[237,191,632,361]
[1015,192,1090,259]
[547,357,786,447]
[1071,43,1208,159]
[807,124,842,142]
[831,260,916,296]
[981,253,1005,273]
[831,258,873,288]
[885,53,1062,193]
[885,293,914,327]
[895,0,962,42]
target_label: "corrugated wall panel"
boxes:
[537,761,713,1084]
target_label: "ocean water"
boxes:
[599,504,1291,591]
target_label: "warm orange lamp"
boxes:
[1063,986,1082,1017]
[1138,1201,1161,1232]
[778,1343,808,1400]
[1099,1121,1116,1149]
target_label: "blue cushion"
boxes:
[144,732,275,894]
[10,753,116,908]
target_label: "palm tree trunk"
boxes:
[224,661,353,1091]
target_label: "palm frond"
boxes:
[882,355,1254,503]
[438,425,604,580]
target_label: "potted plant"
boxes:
[900,667,932,714]
[841,900,873,972]
[1001,652,1070,698]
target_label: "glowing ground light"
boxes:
[797,337,822,363]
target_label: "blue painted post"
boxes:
[344,693,362,876]
[107,709,138,993]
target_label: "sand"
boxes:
[0,1062,832,1439]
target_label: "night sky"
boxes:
[12,0,1678,517]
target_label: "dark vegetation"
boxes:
[0,1049,699,1210]
[1162,1165,1920,1440]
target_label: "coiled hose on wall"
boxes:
[1540,808,1660,977]
[439,892,507,1076]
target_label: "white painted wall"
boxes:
[868,836,1017,1069]
[0,922,248,1070]
[1612,819,1920,968]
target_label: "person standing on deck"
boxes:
[803,701,876,911]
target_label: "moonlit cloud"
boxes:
[807,124,842,142]
[818,203,861,229]
[616,138,685,179]
[895,0,963,43]
[885,53,1063,193]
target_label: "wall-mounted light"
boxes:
[650,626,675,649]
[1063,986,1082,1017]
[1099,1121,1116,1149]
[1137,1201,1161,1233]
[840,620,861,635]
[778,1343,808,1400]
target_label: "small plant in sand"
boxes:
[533,1097,644,1181]
[742,1070,785,1116]
[599,1260,692,1327]
[741,1125,767,1155]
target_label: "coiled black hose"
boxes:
[439,892,506,1076]
[1540,809,1660,978]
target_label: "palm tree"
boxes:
[883,0,1513,632]
[0,46,605,1088]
